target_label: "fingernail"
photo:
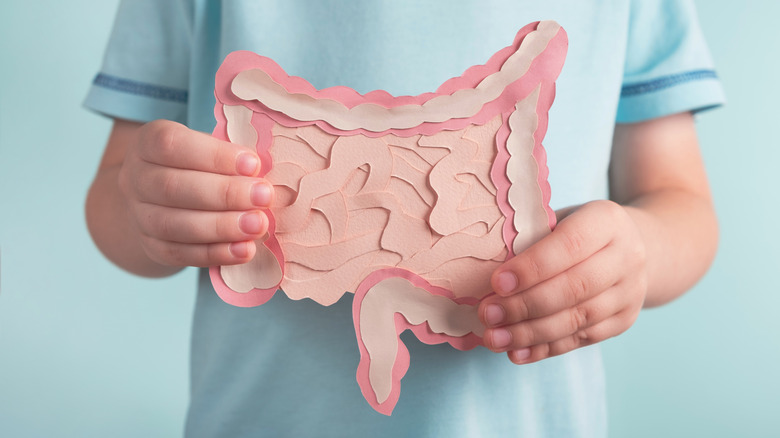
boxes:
[229,241,250,258]
[237,153,259,176]
[495,271,518,295]
[489,328,511,350]
[511,348,532,362]
[484,304,505,326]
[251,183,272,207]
[239,212,265,235]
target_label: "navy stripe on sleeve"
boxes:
[93,73,189,104]
[621,70,718,97]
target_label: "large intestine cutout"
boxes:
[209,21,568,415]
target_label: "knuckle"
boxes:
[551,332,590,358]
[518,294,533,320]
[549,338,575,357]
[630,240,648,266]
[222,179,247,210]
[576,329,591,344]
[546,341,565,357]
[116,159,142,200]
[205,243,226,266]
[212,151,222,175]
[156,212,176,240]
[145,120,177,146]
[588,200,625,227]
[597,199,623,220]
[521,254,544,282]
[512,324,536,348]
[566,331,592,353]
[163,243,188,267]
[560,228,586,256]
[506,293,532,321]
[141,237,173,266]
[220,181,234,209]
[564,272,589,305]
[211,145,231,175]
[214,214,225,240]
[569,305,589,333]
[132,208,153,236]
[142,120,180,162]
[161,172,181,205]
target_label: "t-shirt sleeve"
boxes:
[616,0,725,123]
[83,0,192,124]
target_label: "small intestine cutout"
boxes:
[209,20,568,415]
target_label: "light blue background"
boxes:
[1,1,777,437]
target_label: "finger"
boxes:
[134,165,274,211]
[134,204,268,244]
[480,246,620,326]
[491,201,621,296]
[483,285,624,352]
[142,237,258,267]
[506,306,641,365]
[137,120,261,176]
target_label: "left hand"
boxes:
[479,200,648,364]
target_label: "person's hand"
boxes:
[479,200,647,364]
[117,120,274,267]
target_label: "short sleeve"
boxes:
[83,0,192,124]
[616,0,725,123]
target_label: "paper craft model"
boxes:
[210,21,568,415]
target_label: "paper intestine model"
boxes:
[209,21,568,415]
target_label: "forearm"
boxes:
[86,164,183,278]
[622,188,717,307]
[608,113,718,307]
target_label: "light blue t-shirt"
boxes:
[85,1,724,437]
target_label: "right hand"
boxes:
[118,119,274,268]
